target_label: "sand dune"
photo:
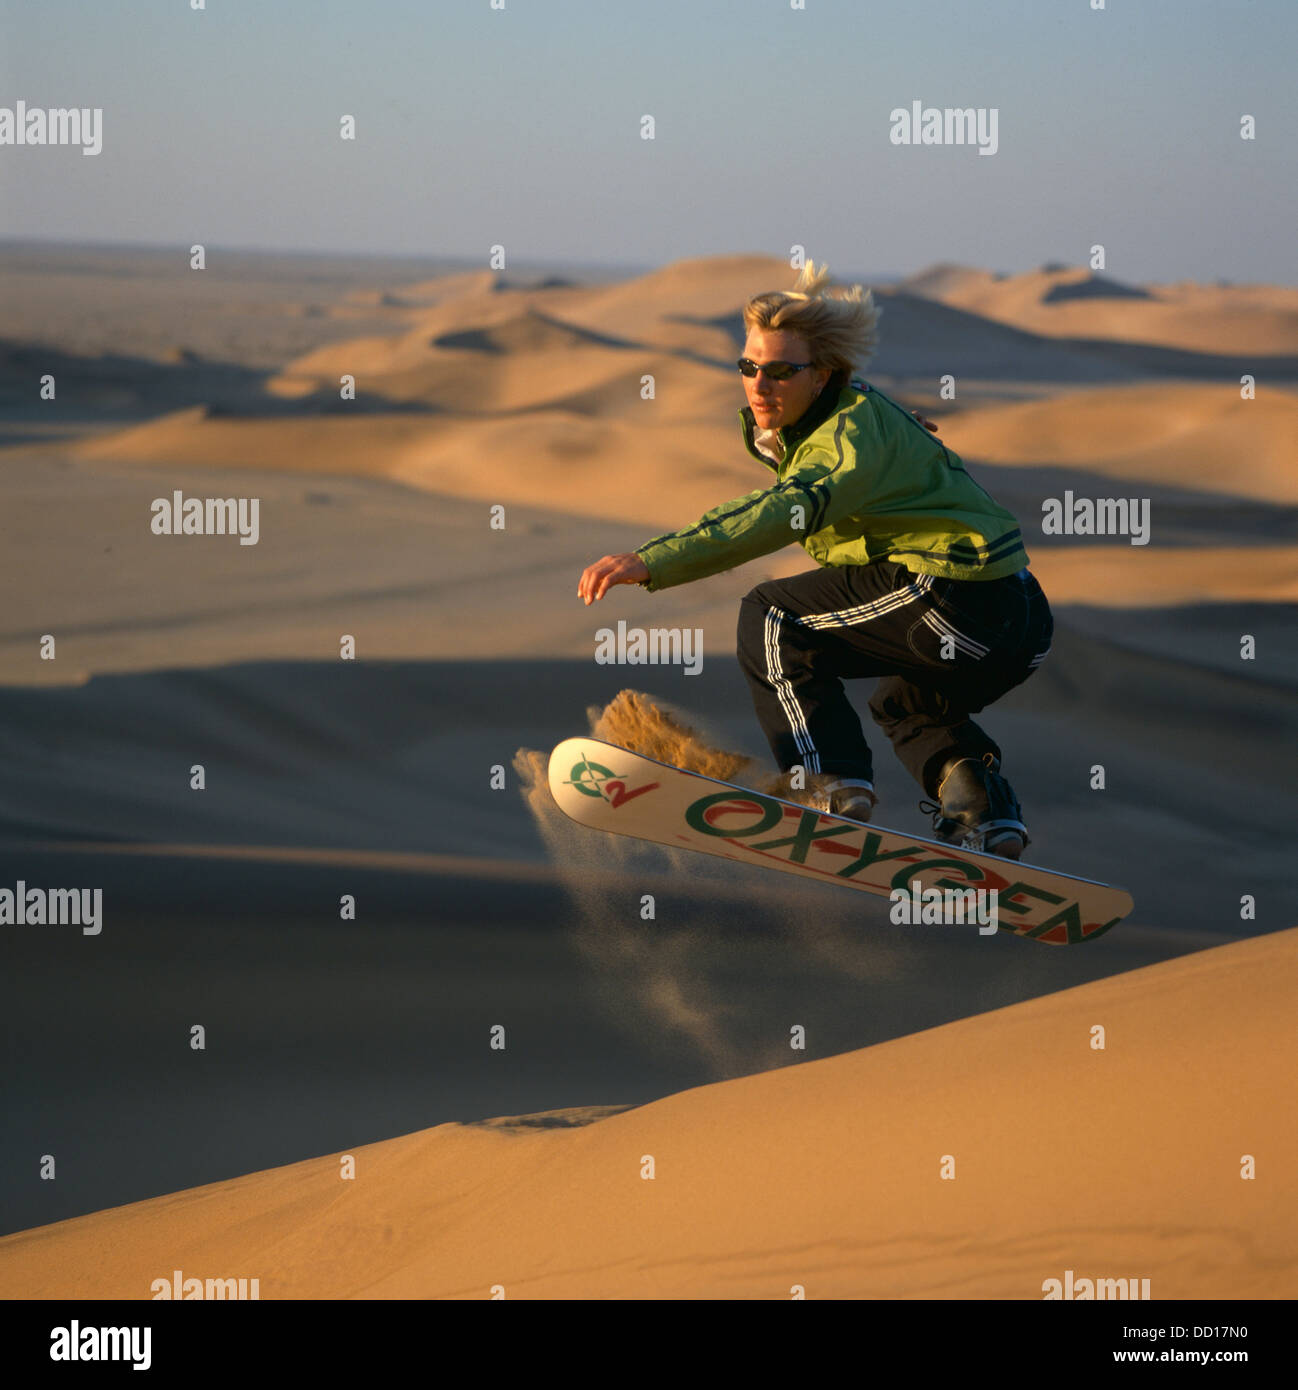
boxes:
[902,262,1298,355]
[339,267,501,310]
[2,926,1291,1299]
[269,338,730,421]
[63,254,1298,558]
[940,383,1298,503]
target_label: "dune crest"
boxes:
[902,261,1298,353]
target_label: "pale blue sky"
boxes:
[1,0,1294,282]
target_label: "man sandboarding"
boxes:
[578,262,1052,861]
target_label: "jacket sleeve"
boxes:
[634,443,871,592]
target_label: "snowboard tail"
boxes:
[547,737,1133,945]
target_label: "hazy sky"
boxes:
[2,0,1295,283]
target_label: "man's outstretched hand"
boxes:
[579,552,651,604]
[577,416,934,604]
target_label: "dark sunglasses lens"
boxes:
[738,359,799,380]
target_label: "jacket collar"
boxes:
[739,368,850,461]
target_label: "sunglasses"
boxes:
[737,357,814,381]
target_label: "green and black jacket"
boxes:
[635,370,1028,592]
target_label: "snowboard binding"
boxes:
[920,753,1029,860]
[767,771,877,823]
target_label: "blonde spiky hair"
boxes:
[742,260,881,375]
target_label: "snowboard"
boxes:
[547,737,1133,945]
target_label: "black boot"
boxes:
[920,754,1028,860]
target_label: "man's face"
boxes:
[741,328,833,432]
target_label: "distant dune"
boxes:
[60,254,1298,570]
[901,262,1298,354]
[940,383,1298,503]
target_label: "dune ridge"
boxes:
[901,262,1298,354]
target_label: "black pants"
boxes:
[736,561,1053,798]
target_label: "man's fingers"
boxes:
[580,554,642,604]
[579,559,605,603]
